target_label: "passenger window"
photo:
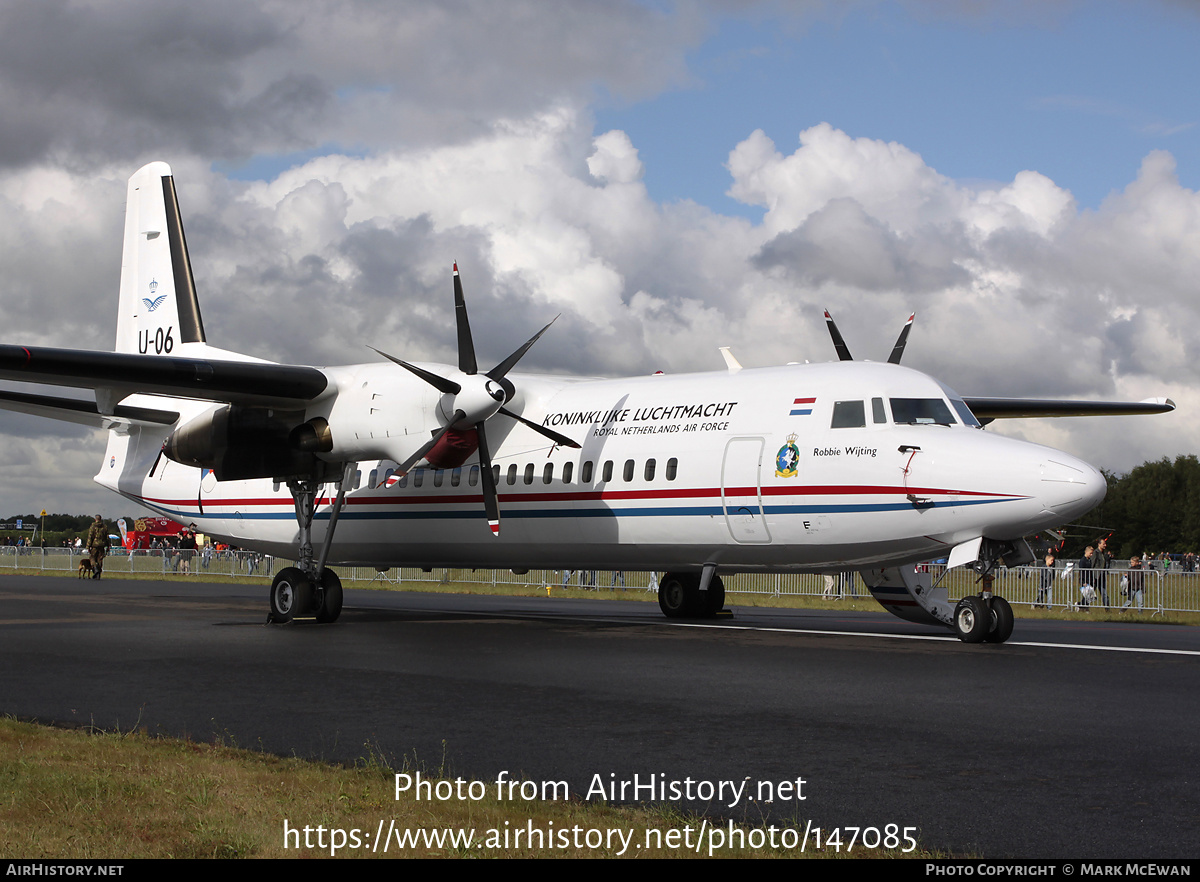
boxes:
[413,469,424,488]
[562,462,573,484]
[623,459,634,482]
[582,461,593,483]
[831,400,866,428]
[451,467,461,487]
[353,470,362,489]
[368,468,378,489]
[492,464,501,485]
[523,463,534,485]
[398,474,408,489]
[602,460,613,482]
[543,463,554,484]
[468,466,478,487]
[666,458,678,480]
[433,469,444,488]
[507,464,517,485]
[872,398,886,424]
[384,468,395,485]
[645,459,656,481]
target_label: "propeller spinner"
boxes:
[373,264,579,535]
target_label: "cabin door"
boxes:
[722,436,771,544]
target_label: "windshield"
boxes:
[890,398,956,425]
[950,398,980,427]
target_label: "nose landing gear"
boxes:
[953,566,1016,644]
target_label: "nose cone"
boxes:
[1039,453,1107,520]
[944,433,1108,540]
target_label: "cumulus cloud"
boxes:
[0,0,703,170]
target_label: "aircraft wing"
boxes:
[963,396,1175,425]
[0,345,331,413]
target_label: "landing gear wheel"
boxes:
[658,573,691,618]
[953,596,990,643]
[315,568,343,624]
[270,567,313,623]
[658,572,710,618]
[702,576,726,617]
[984,595,1014,644]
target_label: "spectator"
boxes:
[1036,552,1056,608]
[1121,556,1146,613]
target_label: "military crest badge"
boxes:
[775,434,800,478]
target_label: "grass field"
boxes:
[0,717,937,859]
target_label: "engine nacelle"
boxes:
[164,405,317,481]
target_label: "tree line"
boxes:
[1083,455,1200,560]
[0,513,134,546]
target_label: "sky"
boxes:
[0,0,1198,518]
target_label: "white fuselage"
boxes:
[98,359,1105,573]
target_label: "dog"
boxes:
[77,559,94,579]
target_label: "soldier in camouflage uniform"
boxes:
[85,514,108,580]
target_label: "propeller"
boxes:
[887,313,915,365]
[824,309,854,361]
[824,309,916,364]
[373,264,580,535]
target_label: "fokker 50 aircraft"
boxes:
[0,163,1175,642]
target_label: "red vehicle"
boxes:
[118,516,187,550]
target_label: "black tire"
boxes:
[702,575,726,617]
[953,596,990,643]
[270,567,312,623]
[658,573,689,618]
[315,569,343,624]
[984,596,1014,644]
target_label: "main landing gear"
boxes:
[267,466,350,625]
[657,570,726,619]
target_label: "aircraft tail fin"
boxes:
[115,162,207,355]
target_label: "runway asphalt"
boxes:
[2,573,1198,858]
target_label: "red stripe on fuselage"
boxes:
[141,483,1025,510]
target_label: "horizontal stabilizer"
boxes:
[0,389,179,429]
[0,345,330,408]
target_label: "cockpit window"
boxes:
[890,398,955,425]
[831,400,866,428]
[950,398,980,428]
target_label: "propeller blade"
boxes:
[475,421,501,535]
[824,309,854,361]
[396,410,466,475]
[498,406,581,448]
[453,264,478,376]
[888,313,915,365]
[369,347,461,395]
[487,316,559,381]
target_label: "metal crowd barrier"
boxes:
[3,548,1193,615]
